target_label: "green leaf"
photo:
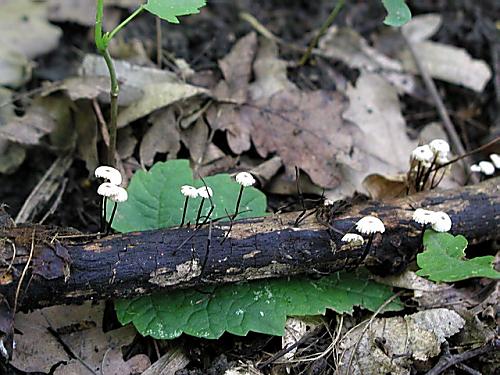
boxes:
[416,230,500,282]
[109,159,267,233]
[382,0,412,27]
[143,0,206,24]
[115,270,402,339]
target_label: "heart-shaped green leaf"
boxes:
[109,159,267,233]
[116,270,402,339]
[417,230,500,282]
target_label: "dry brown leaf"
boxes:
[75,101,99,174]
[207,35,357,188]
[318,27,419,95]
[0,0,61,87]
[0,107,57,145]
[327,72,415,199]
[140,107,181,166]
[47,0,141,26]
[399,41,492,92]
[248,89,357,188]
[117,127,138,160]
[338,308,465,375]
[13,302,138,374]
[217,32,257,103]
[363,173,407,200]
[101,349,151,375]
[400,15,492,92]
[181,117,210,166]
[207,33,258,154]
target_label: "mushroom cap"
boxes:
[478,161,495,176]
[431,211,452,233]
[95,166,122,186]
[341,233,364,246]
[235,172,256,187]
[355,216,385,235]
[109,187,128,202]
[97,183,128,202]
[470,164,481,173]
[197,186,213,199]
[181,185,199,198]
[489,154,500,169]
[429,139,450,156]
[411,145,434,163]
[412,208,438,225]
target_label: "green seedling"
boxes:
[94,0,206,166]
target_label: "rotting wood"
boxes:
[0,178,498,311]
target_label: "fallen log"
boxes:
[0,178,498,311]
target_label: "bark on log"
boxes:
[0,178,498,311]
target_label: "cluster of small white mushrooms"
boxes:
[340,208,452,264]
[412,208,452,232]
[342,216,385,261]
[470,154,499,177]
[409,139,451,192]
[179,184,214,227]
[95,166,128,233]
[179,171,256,227]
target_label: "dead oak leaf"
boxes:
[246,89,358,188]
[207,32,257,154]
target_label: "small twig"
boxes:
[239,12,309,55]
[454,363,482,375]
[92,98,110,147]
[402,32,477,182]
[426,339,498,375]
[39,177,68,224]
[299,0,345,66]
[257,324,325,368]
[13,229,36,314]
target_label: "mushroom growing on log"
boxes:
[0,178,498,311]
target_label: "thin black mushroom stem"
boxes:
[94,166,123,233]
[195,186,213,228]
[354,216,386,265]
[221,172,257,244]
[96,182,128,236]
[180,185,199,228]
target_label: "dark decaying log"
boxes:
[0,178,498,311]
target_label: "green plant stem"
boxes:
[299,0,345,66]
[95,0,105,51]
[107,5,145,41]
[95,1,145,166]
[101,48,119,166]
